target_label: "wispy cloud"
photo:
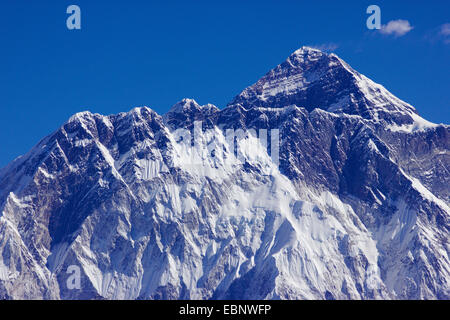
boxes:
[308,43,339,52]
[380,20,413,37]
[426,23,450,44]
[440,23,450,36]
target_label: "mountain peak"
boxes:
[67,110,94,124]
[228,46,420,126]
[164,98,219,127]
[168,98,201,114]
[291,46,323,55]
[283,46,334,70]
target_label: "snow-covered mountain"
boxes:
[0,47,448,299]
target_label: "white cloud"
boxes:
[380,19,413,37]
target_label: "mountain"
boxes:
[0,47,448,300]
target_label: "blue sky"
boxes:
[0,0,449,167]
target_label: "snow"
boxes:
[368,139,380,153]
[0,261,9,281]
[387,112,441,133]
[398,167,450,213]
[0,47,448,300]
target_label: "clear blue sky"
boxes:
[1,0,449,167]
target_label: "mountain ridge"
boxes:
[0,47,448,300]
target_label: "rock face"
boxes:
[0,47,448,300]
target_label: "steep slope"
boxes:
[230,46,424,127]
[0,47,448,300]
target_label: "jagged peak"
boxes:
[166,98,218,115]
[282,47,355,78]
[227,46,421,126]
[288,46,327,61]
[67,111,94,123]
[127,106,157,118]
[291,46,323,55]
[112,106,160,124]
[168,98,201,114]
